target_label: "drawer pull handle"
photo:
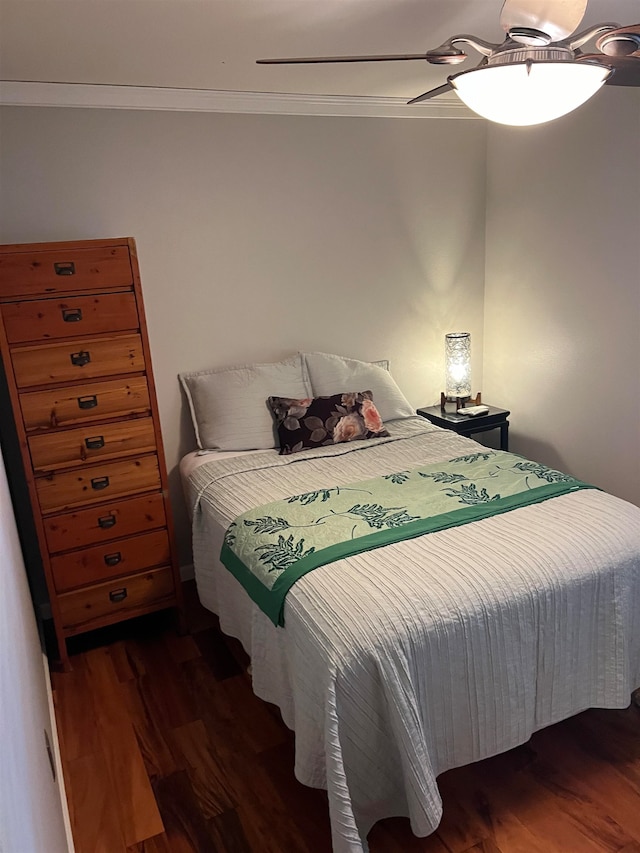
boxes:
[77,395,97,410]
[91,476,110,491]
[85,436,105,450]
[62,308,83,323]
[54,261,75,276]
[70,350,91,367]
[104,552,122,567]
[98,514,116,530]
[109,588,128,603]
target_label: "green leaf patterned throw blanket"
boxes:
[220,450,596,626]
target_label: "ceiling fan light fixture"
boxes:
[450,59,612,126]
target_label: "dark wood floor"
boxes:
[52,581,640,853]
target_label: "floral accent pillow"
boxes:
[267,391,390,455]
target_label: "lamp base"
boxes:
[440,391,482,412]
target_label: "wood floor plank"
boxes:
[431,764,495,853]
[571,708,640,788]
[207,809,253,853]
[147,770,221,852]
[525,755,636,850]
[470,749,623,853]
[259,736,332,851]
[124,634,199,729]
[126,834,194,853]
[193,625,244,680]
[52,656,100,761]
[55,581,640,853]
[180,659,317,853]
[180,581,218,632]
[65,751,127,853]
[122,677,183,783]
[84,647,164,846]
[181,657,285,757]
[532,723,640,842]
[221,673,289,754]
[233,798,315,853]
[368,816,450,852]
[215,627,251,672]
[462,840,503,853]
[169,719,235,818]
[587,705,640,743]
[110,639,147,682]
[436,758,550,853]
[164,630,201,664]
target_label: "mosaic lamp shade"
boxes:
[445,332,471,399]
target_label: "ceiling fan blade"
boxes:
[257,53,428,65]
[500,0,588,41]
[577,54,640,87]
[407,82,454,105]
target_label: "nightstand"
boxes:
[416,405,510,451]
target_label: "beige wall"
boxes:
[483,88,640,504]
[5,94,635,567]
[0,106,487,561]
[0,88,637,851]
[0,443,71,852]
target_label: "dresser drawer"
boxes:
[2,292,139,344]
[20,376,151,431]
[58,567,175,634]
[36,455,161,514]
[29,417,156,473]
[12,334,145,388]
[51,529,171,592]
[0,246,133,298]
[43,493,167,553]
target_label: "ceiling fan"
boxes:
[257,0,640,125]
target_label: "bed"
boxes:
[179,352,640,853]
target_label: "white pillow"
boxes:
[179,355,311,450]
[303,352,414,422]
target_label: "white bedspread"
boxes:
[184,418,640,853]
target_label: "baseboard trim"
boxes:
[180,563,195,582]
[43,652,75,852]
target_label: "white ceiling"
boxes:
[0,0,638,101]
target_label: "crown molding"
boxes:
[0,80,477,120]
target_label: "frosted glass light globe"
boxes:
[451,60,612,126]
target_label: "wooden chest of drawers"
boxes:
[0,237,183,668]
